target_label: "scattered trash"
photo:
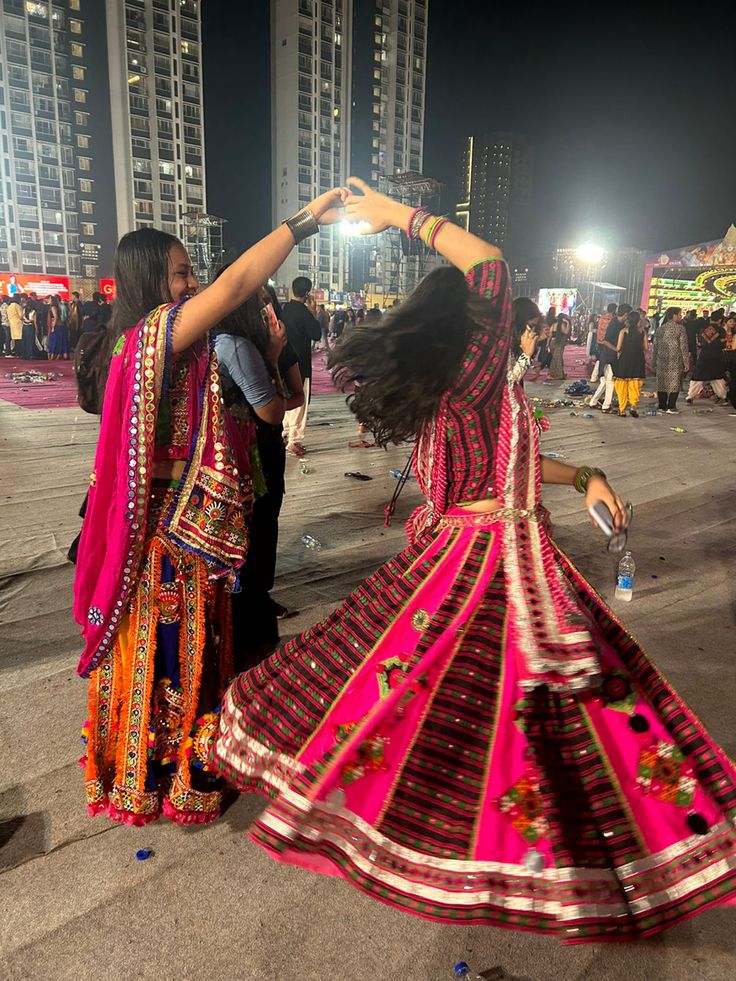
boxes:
[569,411,594,419]
[651,575,659,579]
[7,370,62,384]
[299,463,311,475]
[646,408,658,416]
[135,849,152,861]
[564,380,592,396]
[344,471,372,481]
[670,426,687,433]
[301,534,322,550]
[544,451,568,460]
[390,468,413,479]
[693,409,714,415]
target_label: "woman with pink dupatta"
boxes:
[213,179,736,940]
[74,189,345,826]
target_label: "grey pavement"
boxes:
[1,380,735,981]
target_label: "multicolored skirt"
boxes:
[82,487,233,826]
[213,510,736,942]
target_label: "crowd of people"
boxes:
[0,289,112,361]
[510,298,736,416]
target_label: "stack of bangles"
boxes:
[406,207,448,250]
[573,465,607,494]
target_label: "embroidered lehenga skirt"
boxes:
[213,508,736,941]
[82,485,233,826]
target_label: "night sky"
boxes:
[202,0,736,256]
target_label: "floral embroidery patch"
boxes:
[601,670,637,714]
[376,655,409,699]
[87,606,104,626]
[499,775,549,844]
[637,741,696,807]
[411,609,431,632]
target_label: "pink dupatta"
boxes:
[74,302,252,678]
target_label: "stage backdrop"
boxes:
[641,225,736,315]
[0,273,70,300]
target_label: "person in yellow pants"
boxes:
[613,310,647,417]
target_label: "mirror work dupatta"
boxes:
[73,301,251,679]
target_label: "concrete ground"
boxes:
[1,377,735,981]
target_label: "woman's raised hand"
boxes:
[343,177,404,235]
[307,186,349,226]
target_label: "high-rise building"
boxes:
[0,0,207,289]
[271,0,353,293]
[454,132,533,270]
[0,0,105,281]
[106,0,207,240]
[270,0,428,296]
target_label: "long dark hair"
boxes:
[330,266,495,447]
[110,227,180,337]
[211,264,269,357]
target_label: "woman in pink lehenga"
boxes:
[213,179,736,941]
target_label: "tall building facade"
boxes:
[454,132,533,271]
[271,0,353,292]
[270,0,428,296]
[0,0,105,281]
[106,0,206,240]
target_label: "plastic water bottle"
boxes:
[615,550,636,602]
[390,468,403,478]
[301,534,322,551]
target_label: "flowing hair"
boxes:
[110,227,180,338]
[330,266,495,447]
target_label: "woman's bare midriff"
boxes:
[456,497,502,514]
[152,460,186,482]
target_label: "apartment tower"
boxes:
[106,0,207,239]
[0,0,106,282]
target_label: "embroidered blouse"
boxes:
[445,257,512,504]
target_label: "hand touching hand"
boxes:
[307,187,348,226]
[343,177,405,235]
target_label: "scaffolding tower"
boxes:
[182,211,227,285]
[376,172,443,300]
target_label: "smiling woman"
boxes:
[72,188,346,826]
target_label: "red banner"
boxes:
[99,278,116,301]
[0,272,70,300]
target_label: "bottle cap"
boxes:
[454,964,469,973]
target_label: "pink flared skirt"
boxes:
[212,511,736,942]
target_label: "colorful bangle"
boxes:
[428,216,448,250]
[574,466,607,494]
[407,207,431,240]
[420,215,440,247]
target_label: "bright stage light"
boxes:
[340,219,370,236]
[576,243,605,264]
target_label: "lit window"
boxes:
[70,19,82,34]
[81,222,95,236]
[73,66,85,80]
[79,178,93,192]
[78,156,91,171]
[74,89,87,103]
[69,0,80,8]
[81,200,94,214]
[74,111,89,125]
[71,42,83,57]
[77,134,90,148]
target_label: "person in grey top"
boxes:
[652,306,689,414]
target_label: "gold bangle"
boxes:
[574,466,607,494]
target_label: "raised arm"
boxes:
[171,188,345,354]
[343,177,502,272]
